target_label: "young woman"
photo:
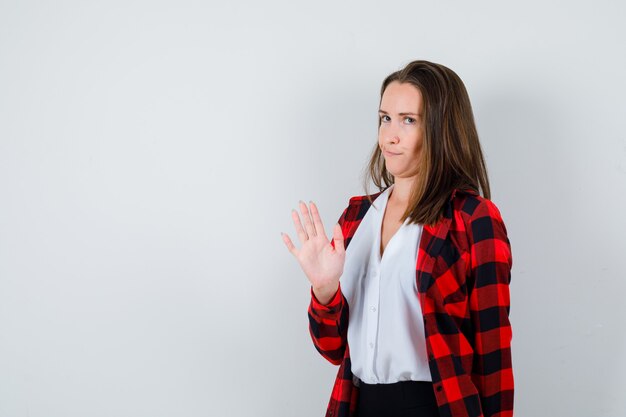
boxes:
[281,60,514,417]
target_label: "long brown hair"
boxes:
[362,60,491,227]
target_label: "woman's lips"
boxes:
[384,150,401,156]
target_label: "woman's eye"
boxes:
[380,115,390,122]
[404,117,415,124]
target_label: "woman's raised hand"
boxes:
[281,200,345,305]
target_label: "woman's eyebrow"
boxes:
[378,109,419,116]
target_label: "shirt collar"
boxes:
[449,187,479,202]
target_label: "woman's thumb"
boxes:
[331,223,344,253]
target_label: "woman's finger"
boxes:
[291,208,309,244]
[332,223,345,255]
[299,200,317,238]
[308,201,326,241]
[281,232,298,257]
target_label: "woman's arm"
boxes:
[307,206,350,365]
[468,199,514,417]
[308,283,349,365]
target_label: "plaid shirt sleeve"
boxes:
[307,206,350,366]
[468,199,514,417]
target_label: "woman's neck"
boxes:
[388,180,413,208]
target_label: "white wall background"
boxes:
[1,1,625,416]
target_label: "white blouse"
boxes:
[339,183,432,385]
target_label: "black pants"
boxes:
[357,380,440,417]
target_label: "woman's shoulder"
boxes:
[451,190,509,247]
[335,188,387,228]
[343,186,506,227]
[342,188,386,209]
[452,189,506,223]
[351,186,386,200]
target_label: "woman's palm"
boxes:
[281,200,345,293]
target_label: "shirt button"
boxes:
[436,385,443,392]
[369,342,374,349]
[370,306,376,312]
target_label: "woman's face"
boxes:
[378,81,424,179]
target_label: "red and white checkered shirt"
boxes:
[308,187,514,417]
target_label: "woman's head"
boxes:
[365,59,490,226]
[377,80,425,182]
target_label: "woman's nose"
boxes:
[380,123,399,144]
[386,124,401,141]
[386,133,399,144]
